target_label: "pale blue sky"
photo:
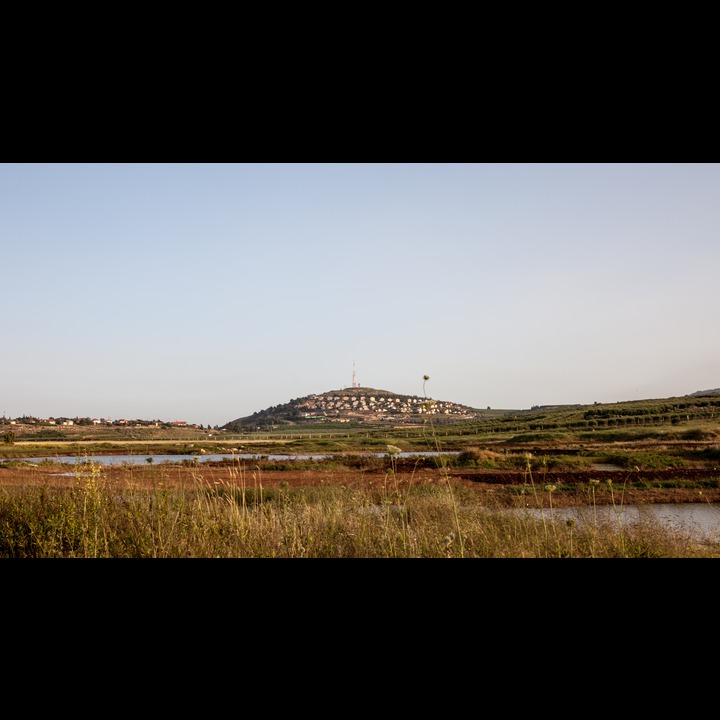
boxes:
[2,163,718,426]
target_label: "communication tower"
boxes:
[352,362,358,389]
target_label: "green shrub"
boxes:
[681,429,718,441]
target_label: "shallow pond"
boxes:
[0,451,458,465]
[511,503,720,543]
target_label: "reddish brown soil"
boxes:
[2,461,719,508]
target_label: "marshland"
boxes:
[2,392,720,557]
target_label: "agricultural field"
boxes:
[2,392,720,506]
[2,393,720,557]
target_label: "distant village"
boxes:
[0,415,205,429]
[295,391,475,421]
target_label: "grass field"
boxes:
[2,392,719,557]
[2,458,719,557]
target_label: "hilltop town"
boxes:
[223,386,479,431]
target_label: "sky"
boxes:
[2,162,719,427]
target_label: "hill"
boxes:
[222,387,720,435]
[222,386,486,431]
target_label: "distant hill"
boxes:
[222,386,720,434]
[222,387,483,431]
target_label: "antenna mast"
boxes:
[352,361,358,389]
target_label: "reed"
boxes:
[1,459,717,558]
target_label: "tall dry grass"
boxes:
[1,459,718,558]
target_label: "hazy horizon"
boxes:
[3,163,719,426]
[5,382,720,425]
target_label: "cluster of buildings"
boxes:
[0,416,198,429]
[295,389,476,423]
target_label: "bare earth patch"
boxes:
[2,461,719,509]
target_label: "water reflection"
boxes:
[0,451,457,466]
[513,503,720,542]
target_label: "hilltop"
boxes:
[222,386,485,431]
[221,386,720,434]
